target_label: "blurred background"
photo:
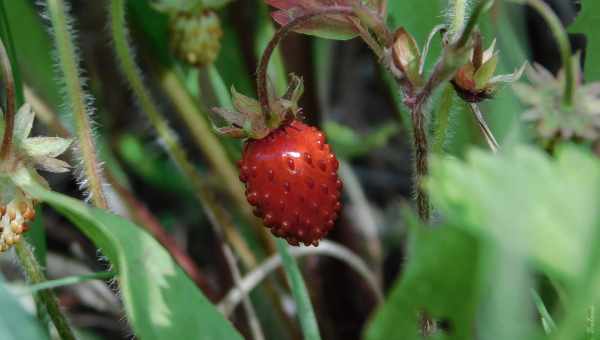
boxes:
[0,0,586,339]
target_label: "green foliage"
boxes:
[428,145,600,281]
[0,275,50,340]
[324,121,399,159]
[13,170,243,340]
[569,0,600,81]
[365,221,482,340]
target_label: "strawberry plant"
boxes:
[0,0,599,339]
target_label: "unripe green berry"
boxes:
[169,10,223,67]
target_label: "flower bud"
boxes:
[452,34,525,103]
[391,27,423,87]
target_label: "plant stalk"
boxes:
[450,0,468,38]
[256,6,355,121]
[0,37,15,161]
[15,241,76,340]
[46,0,108,209]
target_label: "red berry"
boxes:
[239,120,342,246]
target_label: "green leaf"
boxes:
[427,145,600,281]
[0,274,50,340]
[473,53,498,90]
[324,121,399,159]
[365,220,482,340]
[569,0,600,81]
[23,137,72,158]
[13,169,243,340]
[275,239,322,340]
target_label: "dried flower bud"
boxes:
[169,10,223,67]
[451,35,525,103]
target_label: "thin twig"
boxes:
[15,241,77,340]
[218,240,383,316]
[0,37,15,161]
[469,103,499,152]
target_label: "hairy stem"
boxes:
[521,0,574,106]
[15,241,76,340]
[410,98,430,221]
[46,0,108,209]
[0,37,15,161]
[450,0,468,38]
[109,0,257,270]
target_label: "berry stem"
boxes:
[46,0,108,209]
[256,7,355,122]
[0,37,15,161]
[15,241,77,340]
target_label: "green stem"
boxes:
[0,37,15,161]
[15,241,76,340]
[20,272,115,296]
[450,0,468,38]
[275,239,322,340]
[522,0,574,106]
[46,0,108,209]
[109,0,257,269]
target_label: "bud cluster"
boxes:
[0,194,35,252]
[169,10,223,67]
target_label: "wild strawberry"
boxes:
[212,75,342,246]
[238,120,342,246]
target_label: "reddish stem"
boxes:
[256,6,355,121]
[0,38,15,161]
